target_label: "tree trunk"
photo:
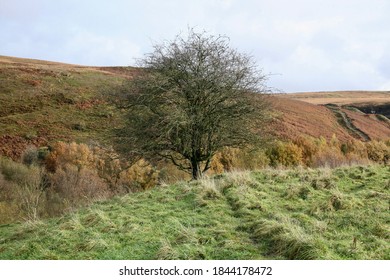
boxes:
[191,159,202,180]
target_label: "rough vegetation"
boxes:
[0,56,389,260]
[1,56,389,161]
[0,55,134,160]
[1,134,388,225]
[0,165,388,260]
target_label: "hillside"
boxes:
[0,56,389,260]
[273,91,390,141]
[0,55,135,159]
[0,165,388,260]
[280,91,390,106]
[0,56,389,161]
[279,91,390,119]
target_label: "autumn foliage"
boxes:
[0,141,159,223]
[1,136,389,224]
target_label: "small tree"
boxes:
[118,30,270,179]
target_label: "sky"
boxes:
[1,0,390,92]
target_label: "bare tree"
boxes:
[117,29,270,179]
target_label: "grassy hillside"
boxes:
[280,91,390,106]
[0,165,388,260]
[0,55,134,159]
[279,90,390,121]
[274,92,390,141]
[1,56,389,162]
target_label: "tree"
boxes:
[118,30,270,179]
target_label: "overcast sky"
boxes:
[1,0,390,92]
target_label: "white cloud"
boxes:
[62,31,142,66]
[1,0,390,91]
[378,81,390,91]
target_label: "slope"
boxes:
[275,91,390,140]
[0,56,135,159]
[269,97,356,141]
[1,56,389,162]
[281,91,390,106]
[0,165,388,260]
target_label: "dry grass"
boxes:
[280,91,390,105]
[269,94,390,143]
[342,109,390,140]
[269,97,354,141]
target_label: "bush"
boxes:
[290,136,377,168]
[340,139,367,158]
[47,164,110,212]
[0,172,13,201]
[267,142,303,167]
[21,145,39,166]
[366,141,390,164]
[117,159,159,192]
[0,157,39,186]
[311,147,348,168]
[240,148,270,170]
[210,147,269,174]
[293,136,319,166]
[157,161,189,184]
[45,142,97,172]
[210,147,240,174]
[15,180,45,221]
[0,201,19,224]
[0,159,46,221]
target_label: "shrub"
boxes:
[293,136,319,166]
[267,142,303,167]
[45,142,97,172]
[117,159,159,192]
[0,172,14,201]
[240,148,270,170]
[0,157,38,186]
[311,147,348,168]
[340,139,368,158]
[366,141,390,164]
[210,147,269,174]
[47,164,110,211]
[0,159,46,222]
[15,181,45,221]
[21,145,39,166]
[210,147,240,174]
[0,201,19,224]
[157,162,189,184]
[329,134,340,148]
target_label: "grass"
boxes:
[0,58,130,159]
[0,165,388,260]
[2,57,389,161]
[281,91,390,105]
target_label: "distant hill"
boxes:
[279,91,390,105]
[0,56,389,159]
[274,91,390,141]
[279,91,390,118]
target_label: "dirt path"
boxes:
[325,104,371,141]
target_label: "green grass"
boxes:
[0,165,388,260]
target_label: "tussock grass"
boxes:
[251,215,329,260]
[0,165,389,259]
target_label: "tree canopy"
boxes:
[117,30,271,179]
